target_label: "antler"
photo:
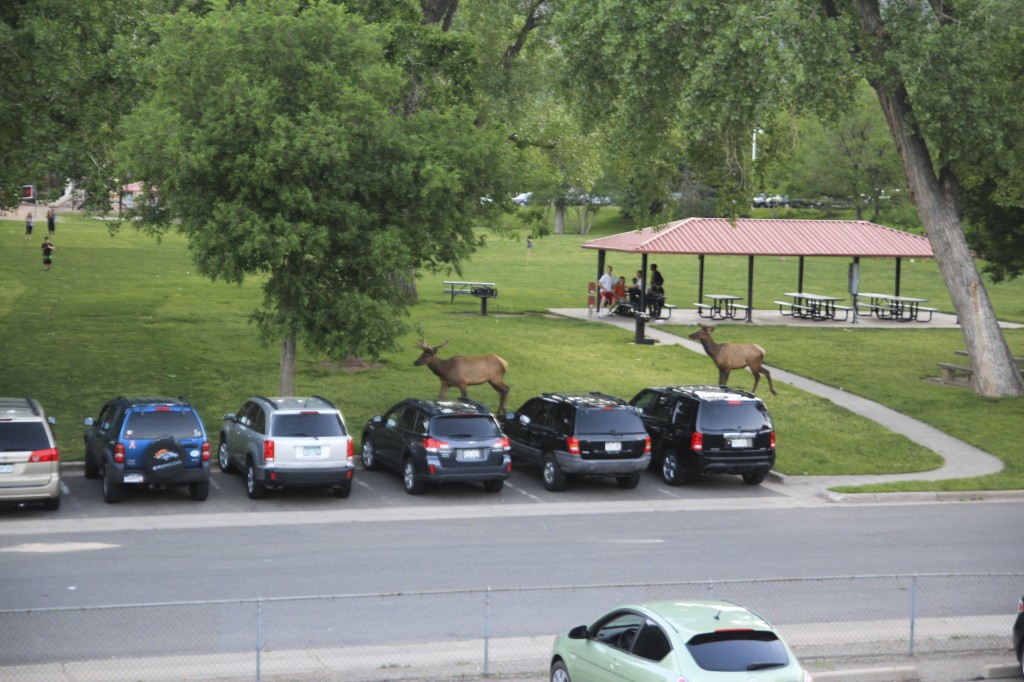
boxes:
[415,338,432,351]
[435,339,450,351]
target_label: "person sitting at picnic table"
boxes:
[611,276,628,309]
[647,283,666,320]
[628,277,641,306]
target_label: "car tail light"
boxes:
[505,461,512,472]
[155,406,171,412]
[770,431,776,449]
[346,439,354,462]
[423,437,450,453]
[1018,597,1023,613]
[643,436,651,454]
[566,436,580,455]
[114,443,125,463]
[200,442,210,461]
[263,440,275,462]
[493,437,510,450]
[691,432,703,451]
[803,669,814,682]
[428,463,436,475]
[29,448,59,463]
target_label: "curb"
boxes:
[812,665,919,682]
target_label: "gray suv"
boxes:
[0,397,61,510]
[218,396,354,499]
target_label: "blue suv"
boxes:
[84,396,211,503]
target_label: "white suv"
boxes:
[218,396,354,499]
[0,398,61,510]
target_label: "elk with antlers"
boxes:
[414,340,510,412]
[687,324,777,395]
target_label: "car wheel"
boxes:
[403,458,425,495]
[333,481,352,498]
[742,472,766,485]
[217,438,235,473]
[662,449,688,486]
[246,460,266,500]
[84,450,99,479]
[102,465,123,504]
[542,453,567,492]
[482,479,504,493]
[361,437,380,471]
[189,480,210,501]
[43,494,61,511]
[551,660,571,682]
[616,472,640,489]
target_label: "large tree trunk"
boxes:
[554,204,565,234]
[857,3,1024,396]
[279,336,297,395]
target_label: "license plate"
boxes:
[728,438,752,448]
[461,449,481,460]
[605,441,621,453]
[301,446,322,458]
[0,464,13,474]
[124,473,144,483]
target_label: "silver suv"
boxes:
[218,396,354,499]
[0,397,61,510]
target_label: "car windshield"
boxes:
[431,416,500,439]
[0,422,50,451]
[576,409,643,435]
[699,402,771,431]
[273,413,346,438]
[685,630,789,672]
[125,411,204,439]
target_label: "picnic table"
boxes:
[857,292,937,322]
[694,294,748,321]
[775,292,852,321]
[442,280,498,315]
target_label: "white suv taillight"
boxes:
[346,439,354,463]
[263,440,275,462]
[29,448,59,462]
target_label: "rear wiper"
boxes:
[746,663,784,671]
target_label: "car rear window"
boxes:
[0,422,51,451]
[685,630,789,672]
[272,413,346,438]
[431,416,501,438]
[576,408,643,435]
[698,402,772,431]
[125,411,204,439]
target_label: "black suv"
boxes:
[361,398,511,495]
[629,386,775,486]
[84,396,211,503]
[502,392,650,492]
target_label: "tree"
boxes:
[118,0,511,393]
[555,0,1024,397]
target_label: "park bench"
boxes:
[442,281,498,315]
[774,300,812,317]
[936,361,975,386]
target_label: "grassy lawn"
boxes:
[1,209,1021,492]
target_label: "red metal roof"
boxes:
[582,217,934,258]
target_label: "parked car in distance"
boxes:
[502,392,650,492]
[1014,594,1024,677]
[84,396,210,503]
[218,396,354,499]
[629,385,775,486]
[361,398,511,495]
[550,600,811,682]
[512,192,533,206]
[0,397,61,510]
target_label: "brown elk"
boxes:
[413,340,510,412]
[687,324,777,396]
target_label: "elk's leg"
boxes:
[489,380,510,414]
[760,367,778,395]
[458,385,469,398]
[718,368,731,386]
[438,383,450,400]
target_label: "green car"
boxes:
[550,600,811,682]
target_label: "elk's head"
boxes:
[687,324,715,341]
[413,339,449,366]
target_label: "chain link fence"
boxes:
[0,573,1018,681]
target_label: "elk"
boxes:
[414,340,510,412]
[687,324,777,396]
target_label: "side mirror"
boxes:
[372,415,382,424]
[504,412,515,421]
[223,413,236,422]
[83,417,94,427]
[48,416,57,425]
[519,414,531,426]
[568,625,588,639]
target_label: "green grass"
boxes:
[1,210,1022,492]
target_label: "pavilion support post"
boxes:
[798,256,806,293]
[895,258,902,296]
[746,256,755,322]
[698,254,706,301]
[635,253,652,344]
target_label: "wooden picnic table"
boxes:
[776,292,852,321]
[857,292,936,322]
[442,280,498,314]
[694,294,747,321]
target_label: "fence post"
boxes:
[483,586,491,676]
[256,597,263,682]
[908,574,917,656]
[706,579,715,599]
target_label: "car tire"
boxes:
[361,437,380,471]
[84,450,99,479]
[143,436,187,482]
[616,472,640,489]
[102,465,123,504]
[551,660,571,682]
[662,449,689,486]
[217,438,235,473]
[542,453,567,492]
[482,479,504,493]
[742,472,766,485]
[43,494,61,511]
[403,457,425,495]
[246,460,266,500]
[333,481,352,498]
[189,480,210,501]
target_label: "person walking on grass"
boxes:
[46,208,56,237]
[41,237,55,271]
[24,213,33,240]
